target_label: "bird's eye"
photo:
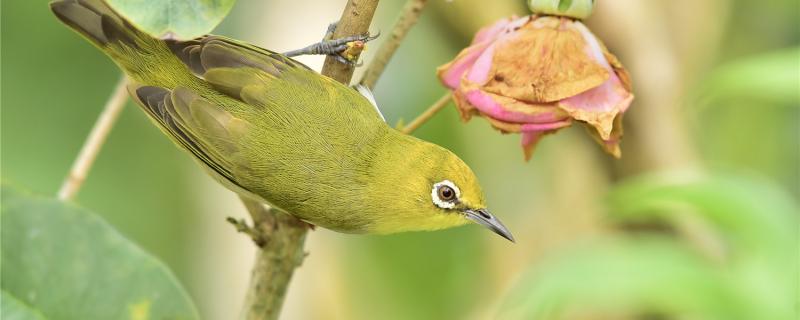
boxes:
[437,185,456,201]
[431,180,461,209]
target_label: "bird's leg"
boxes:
[282,21,379,66]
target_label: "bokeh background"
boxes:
[2,0,798,319]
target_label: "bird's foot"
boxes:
[282,21,379,66]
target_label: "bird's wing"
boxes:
[165,35,385,121]
[166,36,314,105]
[129,83,251,188]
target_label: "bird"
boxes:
[50,0,514,242]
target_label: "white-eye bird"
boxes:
[51,0,514,241]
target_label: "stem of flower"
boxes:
[359,0,429,89]
[57,76,129,201]
[401,93,452,134]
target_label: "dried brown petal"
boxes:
[482,17,609,103]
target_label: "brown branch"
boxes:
[359,0,429,89]
[238,197,310,320]
[58,76,129,201]
[401,93,451,134]
[239,1,380,319]
[320,0,381,84]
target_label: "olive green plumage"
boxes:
[51,0,513,240]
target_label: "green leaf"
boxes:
[104,0,236,40]
[499,238,746,320]
[2,290,47,320]
[607,172,797,261]
[498,172,797,320]
[605,173,798,320]
[701,47,800,106]
[0,185,199,320]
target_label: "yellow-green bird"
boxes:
[51,0,514,241]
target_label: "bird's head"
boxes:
[369,136,514,242]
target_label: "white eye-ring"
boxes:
[432,180,461,209]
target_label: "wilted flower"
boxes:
[437,14,633,160]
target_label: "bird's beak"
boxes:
[463,208,515,242]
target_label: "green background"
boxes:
[2,0,797,319]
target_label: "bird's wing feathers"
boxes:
[129,83,250,187]
[167,35,309,77]
[166,36,316,105]
[165,36,385,122]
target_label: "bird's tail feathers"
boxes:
[50,0,146,50]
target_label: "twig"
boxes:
[401,93,451,134]
[58,76,129,201]
[238,197,309,320]
[359,0,429,89]
[226,217,267,247]
[239,1,380,319]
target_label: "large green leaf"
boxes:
[499,238,746,320]
[0,185,199,320]
[607,172,797,262]
[104,0,236,40]
[1,290,47,320]
[606,173,798,320]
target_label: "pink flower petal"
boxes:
[464,17,530,86]
[464,42,498,86]
[521,131,539,147]
[464,89,565,123]
[520,120,572,132]
[560,76,630,112]
[473,17,515,44]
[440,17,531,90]
[520,132,544,161]
[558,22,634,140]
[439,42,492,89]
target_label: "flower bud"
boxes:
[528,0,595,19]
[437,15,633,160]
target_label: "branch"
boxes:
[240,1,380,319]
[58,76,129,201]
[359,0,429,89]
[320,0,381,84]
[238,197,309,320]
[401,93,451,134]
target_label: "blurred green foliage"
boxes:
[2,290,47,320]
[1,0,797,319]
[501,173,798,319]
[1,185,198,319]
[2,0,201,305]
[105,0,236,39]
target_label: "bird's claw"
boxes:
[318,31,379,65]
[282,21,380,66]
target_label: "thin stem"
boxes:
[240,1,380,319]
[359,0,429,89]
[401,93,451,134]
[58,76,129,201]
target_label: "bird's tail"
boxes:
[50,0,186,84]
[50,0,151,50]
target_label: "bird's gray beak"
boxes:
[463,208,515,242]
